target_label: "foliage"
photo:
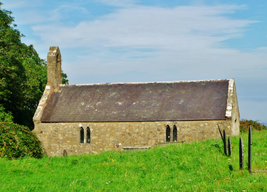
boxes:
[0,130,267,191]
[0,122,43,159]
[61,72,69,85]
[0,2,68,129]
[0,2,45,128]
[0,105,13,122]
[240,119,267,132]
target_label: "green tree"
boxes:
[0,3,26,124]
[0,104,13,122]
[0,2,68,129]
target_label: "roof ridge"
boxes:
[60,78,230,87]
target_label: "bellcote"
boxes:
[47,46,62,89]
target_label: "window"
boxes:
[173,125,177,142]
[80,127,84,143]
[166,125,171,142]
[86,127,91,143]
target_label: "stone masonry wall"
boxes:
[33,120,232,156]
[230,81,240,136]
[225,79,240,136]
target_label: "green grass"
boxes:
[1,130,267,191]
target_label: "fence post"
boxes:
[223,129,227,156]
[218,124,224,142]
[248,125,252,173]
[239,137,244,170]
[228,137,232,157]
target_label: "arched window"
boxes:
[86,127,90,143]
[166,125,171,142]
[80,127,84,143]
[173,125,177,142]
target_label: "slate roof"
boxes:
[41,79,229,122]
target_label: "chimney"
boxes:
[47,46,62,89]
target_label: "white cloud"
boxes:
[32,5,256,48]
[256,47,267,52]
[1,0,43,9]
[1,0,89,25]
[96,0,136,7]
[30,4,264,75]
[1,1,25,9]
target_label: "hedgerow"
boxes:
[240,119,267,132]
[0,122,43,159]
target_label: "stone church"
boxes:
[33,46,240,156]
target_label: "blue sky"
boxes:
[1,0,267,125]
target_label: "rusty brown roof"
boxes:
[41,80,229,122]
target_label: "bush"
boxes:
[0,122,43,159]
[240,119,267,132]
[0,105,13,122]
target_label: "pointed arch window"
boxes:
[173,125,177,142]
[166,125,171,142]
[80,127,84,143]
[86,127,91,143]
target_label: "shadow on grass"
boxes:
[211,144,222,153]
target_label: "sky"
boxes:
[1,0,267,125]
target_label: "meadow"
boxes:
[0,130,266,191]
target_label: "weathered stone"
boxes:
[33,120,235,156]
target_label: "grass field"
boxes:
[1,130,267,191]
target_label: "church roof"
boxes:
[41,79,229,122]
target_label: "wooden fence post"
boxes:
[248,126,252,173]
[218,125,224,142]
[239,137,244,170]
[228,137,232,157]
[223,129,227,156]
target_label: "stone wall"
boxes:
[230,80,240,136]
[47,46,62,90]
[33,120,232,156]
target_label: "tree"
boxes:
[0,3,27,124]
[0,2,68,129]
[0,104,13,122]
